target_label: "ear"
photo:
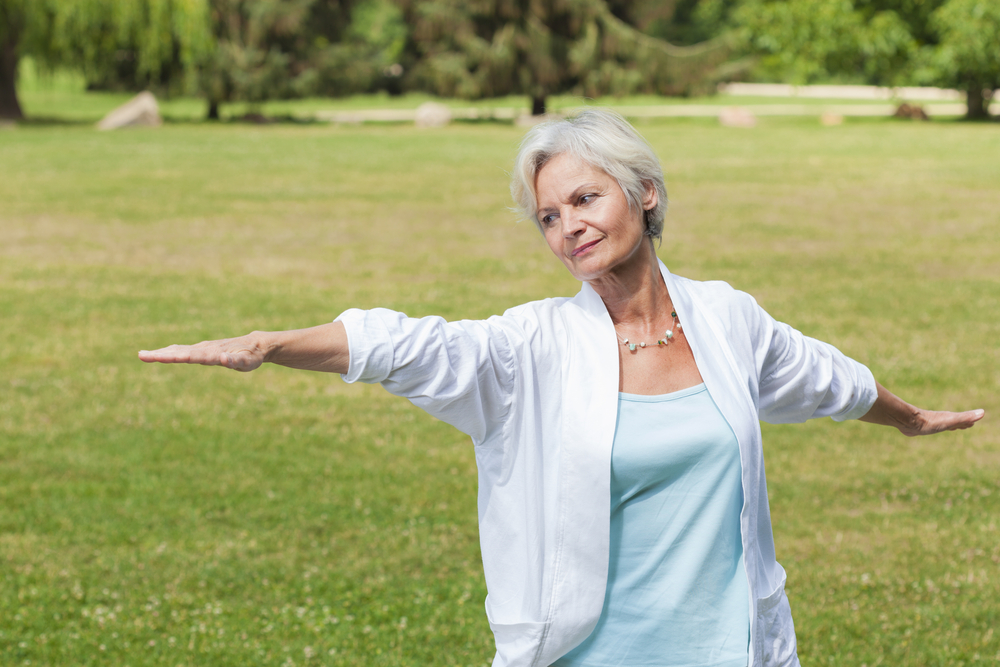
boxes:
[641,182,658,211]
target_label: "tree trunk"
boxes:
[0,30,23,121]
[207,100,220,120]
[965,84,990,120]
[531,95,546,116]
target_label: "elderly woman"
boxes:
[140,110,983,667]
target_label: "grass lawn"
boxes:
[1,110,998,666]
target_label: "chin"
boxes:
[566,262,610,283]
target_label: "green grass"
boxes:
[1,115,998,666]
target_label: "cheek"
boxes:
[542,227,560,252]
[546,241,565,263]
[543,231,575,266]
[618,207,646,240]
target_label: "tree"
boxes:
[732,0,916,85]
[199,0,406,119]
[629,0,742,46]
[732,0,997,119]
[400,0,731,116]
[926,0,1000,119]
[853,0,948,45]
[0,0,29,118]
[0,0,405,121]
[0,0,69,119]
[0,0,213,120]
[55,0,213,94]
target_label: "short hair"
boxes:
[510,108,668,241]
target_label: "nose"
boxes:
[560,207,586,238]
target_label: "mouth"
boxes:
[571,239,602,257]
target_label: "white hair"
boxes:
[510,108,668,240]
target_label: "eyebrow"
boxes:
[567,183,601,200]
[536,182,602,218]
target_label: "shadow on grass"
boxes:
[7,111,994,129]
[222,113,517,126]
[7,114,519,128]
[8,116,95,127]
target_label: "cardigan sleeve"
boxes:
[748,299,878,424]
[334,308,517,443]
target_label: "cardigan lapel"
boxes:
[535,281,620,666]
[659,261,766,666]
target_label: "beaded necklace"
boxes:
[614,311,682,352]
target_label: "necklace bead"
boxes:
[614,311,682,352]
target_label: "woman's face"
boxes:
[535,153,656,283]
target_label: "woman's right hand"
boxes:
[139,322,350,374]
[139,334,268,372]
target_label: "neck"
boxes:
[587,241,669,330]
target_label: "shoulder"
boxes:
[497,295,579,338]
[501,290,604,325]
[670,273,774,352]
[501,295,576,319]
[493,291,611,360]
[672,274,761,316]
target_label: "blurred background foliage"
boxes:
[398,0,731,115]
[1,0,998,119]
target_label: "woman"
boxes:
[140,110,983,667]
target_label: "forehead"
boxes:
[535,153,612,202]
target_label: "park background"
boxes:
[2,0,999,666]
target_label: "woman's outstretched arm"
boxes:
[859,381,985,436]
[138,321,350,374]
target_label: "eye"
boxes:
[579,193,597,205]
[540,213,558,227]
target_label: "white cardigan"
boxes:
[336,261,877,667]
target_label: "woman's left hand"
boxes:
[860,382,985,437]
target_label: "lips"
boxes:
[571,239,602,257]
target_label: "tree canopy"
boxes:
[733,0,997,117]
[1,0,212,119]
[1,0,406,119]
[732,0,916,85]
[200,0,406,118]
[401,0,731,115]
[2,0,995,121]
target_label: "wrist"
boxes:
[252,331,279,364]
[896,404,924,436]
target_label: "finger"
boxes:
[920,408,985,434]
[138,347,189,363]
[139,345,224,366]
[945,408,985,431]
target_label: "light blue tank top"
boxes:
[554,384,749,667]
